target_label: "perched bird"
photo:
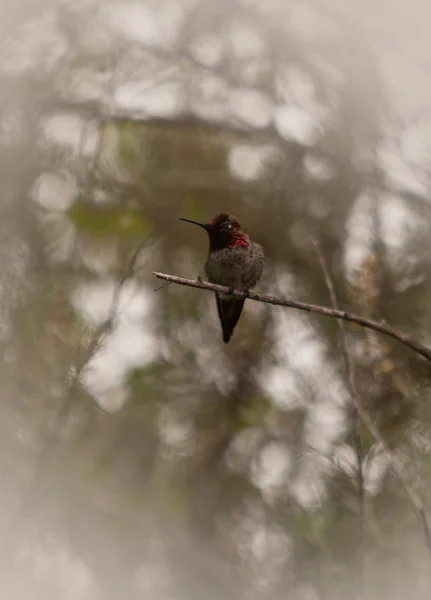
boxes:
[179,213,264,343]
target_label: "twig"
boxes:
[312,243,431,565]
[153,281,172,292]
[152,272,431,362]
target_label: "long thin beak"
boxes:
[179,217,214,232]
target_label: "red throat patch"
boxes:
[229,233,249,248]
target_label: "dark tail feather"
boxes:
[215,294,245,343]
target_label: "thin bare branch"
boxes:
[152,272,431,362]
[154,269,431,555]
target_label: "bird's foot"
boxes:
[197,275,204,283]
[243,289,250,298]
[228,286,235,296]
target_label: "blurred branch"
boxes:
[313,241,366,599]
[42,101,291,146]
[153,272,431,362]
[5,237,156,544]
[313,242,431,563]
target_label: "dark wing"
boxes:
[215,294,245,343]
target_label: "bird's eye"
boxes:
[222,222,232,230]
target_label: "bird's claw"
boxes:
[228,286,235,296]
[243,289,250,298]
[197,275,204,283]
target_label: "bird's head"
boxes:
[179,213,248,250]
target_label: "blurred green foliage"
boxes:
[68,200,152,238]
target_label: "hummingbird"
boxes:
[179,213,264,343]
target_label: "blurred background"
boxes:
[2,0,431,598]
